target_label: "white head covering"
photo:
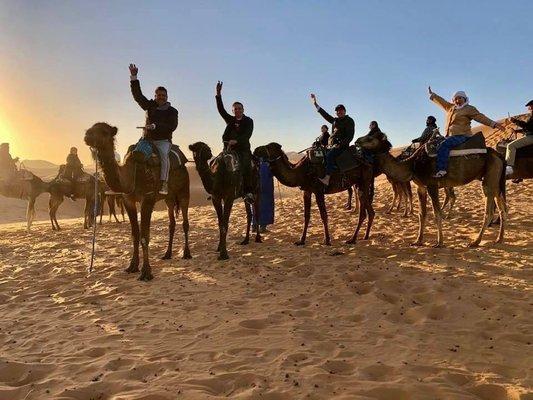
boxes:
[452,91,469,108]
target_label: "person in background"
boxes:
[253,158,275,232]
[315,125,330,147]
[412,116,438,144]
[506,100,533,176]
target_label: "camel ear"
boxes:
[111,126,118,136]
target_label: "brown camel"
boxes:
[253,143,375,245]
[0,171,50,230]
[385,179,414,217]
[188,142,261,260]
[84,122,191,281]
[48,167,103,230]
[356,131,506,247]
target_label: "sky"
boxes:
[0,0,532,164]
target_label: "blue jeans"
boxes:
[153,140,171,181]
[436,135,469,172]
[325,147,344,175]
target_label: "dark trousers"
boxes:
[238,151,253,194]
[325,146,345,175]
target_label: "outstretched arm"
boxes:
[311,93,335,123]
[129,64,151,111]
[428,87,453,111]
[470,107,503,129]
[215,81,232,123]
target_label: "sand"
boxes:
[0,175,531,400]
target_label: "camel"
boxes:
[385,179,414,217]
[84,122,191,281]
[48,167,103,230]
[99,193,125,224]
[0,172,50,230]
[253,143,375,245]
[188,142,261,260]
[356,131,506,247]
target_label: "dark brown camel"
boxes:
[356,131,506,247]
[0,171,50,230]
[84,122,191,281]
[189,142,261,260]
[253,143,375,245]
[48,167,103,230]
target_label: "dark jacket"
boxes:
[66,154,83,169]
[317,131,330,147]
[317,108,355,148]
[130,79,179,141]
[216,95,254,152]
[412,123,438,143]
[511,115,533,136]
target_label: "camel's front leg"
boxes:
[213,197,224,253]
[347,187,366,244]
[139,197,155,281]
[218,199,234,260]
[124,198,140,273]
[162,199,176,259]
[494,194,506,244]
[178,200,192,259]
[315,192,331,246]
[240,202,252,245]
[428,186,444,247]
[411,185,427,246]
[295,191,312,246]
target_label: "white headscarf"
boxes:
[452,91,469,109]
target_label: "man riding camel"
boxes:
[412,116,438,144]
[506,100,533,176]
[310,93,355,186]
[314,125,330,148]
[428,87,504,178]
[0,143,19,180]
[129,63,179,195]
[215,81,255,203]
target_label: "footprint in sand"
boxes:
[359,364,396,381]
[470,383,519,400]
[238,318,270,330]
[320,359,355,375]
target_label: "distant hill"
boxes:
[21,159,59,170]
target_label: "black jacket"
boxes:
[413,123,438,143]
[511,115,533,136]
[216,95,253,152]
[317,108,355,148]
[131,79,178,141]
[317,131,330,147]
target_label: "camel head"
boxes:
[188,142,213,162]
[253,142,283,162]
[356,130,392,154]
[84,122,118,152]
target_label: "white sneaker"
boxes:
[505,166,514,177]
[433,170,447,178]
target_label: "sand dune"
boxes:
[0,176,531,399]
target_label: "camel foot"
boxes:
[362,235,370,240]
[432,242,444,248]
[323,240,332,246]
[345,238,356,245]
[255,237,263,243]
[182,248,192,259]
[218,252,229,261]
[294,240,305,246]
[240,238,250,245]
[410,241,423,247]
[138,269,154,282]
[125,262,139,273]
[467,240,480,248]
[161,252,172,260]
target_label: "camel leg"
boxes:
[469,194,496,248]
[138,197,155,281]
[84,198,94,229]
[411,185,427,246]
[218,199,233,260]
[315,192,331,246]
[124,198,140,273]
[241,202,252,245]
[494,194,506,244]
[427,186,444,248]
[26,196,36,232]
[386,183,398,214]
[363,189,375,240]
[253,198,262,243]
[179,200,192,259]
[49,195,63,231]
[162,199,176,260]
[213,198,224,253]
[345,186,353,210]
[354,188,360,212]
[396,183,403,212]
[406,182,414,215]
[346,188,367,244]
[443,188,456,219]
[295,191,312,246]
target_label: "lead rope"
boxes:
[89,148,98,274]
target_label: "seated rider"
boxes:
[129,63,179,195]
[215,81,255,203]
[428,87,504,178]
[0,143,19,180]
[62,147,84,182]
[310,93,355,186]
[412,116,438,144]
[314,125,330,148]
[505,100,533,176]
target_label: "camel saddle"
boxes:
[426,132,487,158]
[307,145,366,173]
[210,150,241,173]
[129,140,188,170]
[496,139,533,158]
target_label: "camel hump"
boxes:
[170,145,188,168]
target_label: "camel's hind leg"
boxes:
[494,194,506,243]
[124,198,140,273]
[315,192,331,246]
[295,191,312,246]
[427,186,444,248]
[386,182,398,214]
[412,185,427,246]
[443,188,456,219]
[241,202,252,245]
[49,195,63,231]
[345,186,353,210]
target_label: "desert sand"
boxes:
[0,174,531,400]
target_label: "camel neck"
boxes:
[376,152,413,183]
[97,147,125,192]
[193,157,214,194]
[269,156,305,187]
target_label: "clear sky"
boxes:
[1,0,531,164]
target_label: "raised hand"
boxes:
[216,81,223,96]
[129,63,138,76]
[428,86,433,95]
[310,93,317,105]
